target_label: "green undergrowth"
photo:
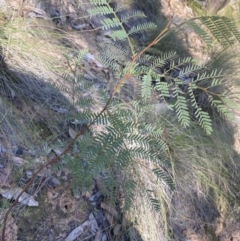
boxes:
[169,120,239,202]
[0,13,76,148]
[143,104,240,239]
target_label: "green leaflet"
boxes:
[141,71,152,100]
[174,94,191,128]
[187,16,240,47]
[87,6,114,16]
[187,86,213,134]
[187,21,212,48]
[127,22,157,36]
[120,10,146,22]
[145,189,161,212]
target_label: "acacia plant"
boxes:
[2,0,240,240]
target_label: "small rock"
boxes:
[26,170,33,179]
[89,191,102,204]
[49,177,61,186]
[93,209,106,225]
[73,190,81,199]
[89,213,98,234]
[85,191,91,198]
[102,234,107,241]
[16,148,23,156]
[0,145,7,153]
[65,220,90,241]
[71,21,88,30]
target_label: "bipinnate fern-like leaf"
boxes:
[97,41,131,71]
[88,6,114,16]
[115,149,131,167]
[145,190,161,212]
[86,0,156,54]
[141,71,152,100]
[174,93,191,128]
[75,96,94,108]
[77,49,89,63]
[120,10,146,22]
[178,63,204,79]
[150,51,177,69]
[195,107,212,134]
[187,16,240,47]
[143,124,163,137]
[221,97,240,112]
[208,95,234,119]
[69,110,109,125]
[152,168,174,191]
[154,81,171,99]
[186,21,212,48]
[127,133,152,149]
[89,0,108,4]
[122,179,137,211]
[187,86,213,134]
[135,47,233,133]
[101,18,122,30]
[109,29,128,40]
[127,22,157,36]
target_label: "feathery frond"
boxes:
[187,16,240,47]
